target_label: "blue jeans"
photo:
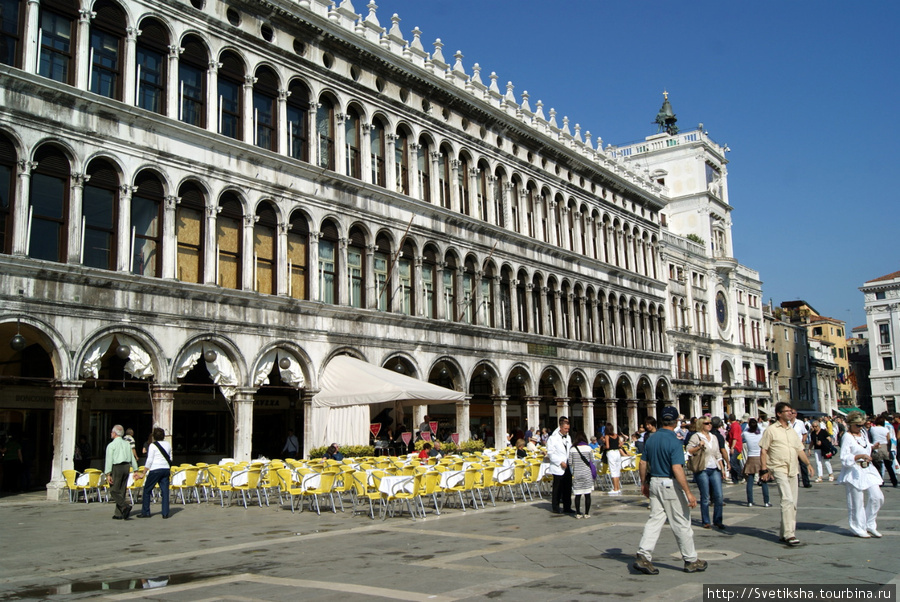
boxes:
[140,469,170,517]
[694,467,723,525]
[745,473,770,505]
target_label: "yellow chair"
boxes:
[473,465,496,507]
[171,466,201,505]
[442,467,479,512]
[128,468,146,505]
[350,470,383,519]
[299,471,337,515]
[382,473,423,521]
[230,466,262,508]
[524,461,544,499]
[210,465,235,507]
[83,468,105,503]
[62,469,87,503]
[420,471,444,515]
[274,468,305,513]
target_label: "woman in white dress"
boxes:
[837,411,884,538]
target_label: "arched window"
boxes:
[216,192,242,289]
[509,178,521,234]
[416,136,430,203]
[136,17,168,114]
[500,267,513,330]
[253,66,278,151]
[82,158,118,270]
[178,35,207,127]
[531,275,543,335]
[493,169,505,228]
[525,186,535,238]
[395,127,410,196]
[175,181,204,283]
[89,0,125,99]
[286,80,309,161]
[477,161,490,222]
[316,97,335,170]
[132,171,163,277]
[370,118,385,187]
[457,154,470,215]
[461,256,475,324]
[217,51,244,140]
[0,132,18,254]
[1,0,24,67]
[347,226,365,308]
[29,145,70,262]
[374,234,391,312]
[443,253,457,321]
[317,219,338,303]
[398,241,414,316]
[481,263,494,327]
[287,210,308,300]
[438,144,451,210]
[344,107,361,179]
[421,245,437,319]
[38,0,77,85]
[254,203,276,294]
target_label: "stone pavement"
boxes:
[0,478,898,601]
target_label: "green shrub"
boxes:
[307,445,374,459]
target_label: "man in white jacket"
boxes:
[547,416,573,514]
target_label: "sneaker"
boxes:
[828,476,834,482]
[575,513,584,519]
[683,559,708,573]
[583,513,591,519]
[763,503,772,507]
[815,478,822,483]
[633,554,659,575]
[747,502,754,507]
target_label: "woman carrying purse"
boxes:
[687,418,729,529]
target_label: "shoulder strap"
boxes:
[153,441,173,467]
[573,444,592,466]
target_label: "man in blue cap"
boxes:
[633,406,707,575]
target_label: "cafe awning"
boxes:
[311,356,465,408]
[835,406,866,416]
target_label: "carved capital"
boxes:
[164,195,180,210]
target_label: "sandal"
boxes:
[783,536,801,546]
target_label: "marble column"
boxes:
[232,388,255,462]
[493,396,508,446]
[150,385,176,439]
[455,396,471,442]
[47,382,82,501]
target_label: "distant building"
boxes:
[860,271,900,414]
[765,303,812,415]
[847,325,872,414]
[779,301,852,406]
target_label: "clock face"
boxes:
[716,291,728,327]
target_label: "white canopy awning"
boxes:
[312,356,465,408]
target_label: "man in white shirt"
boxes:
[546,416,573,514]
[790,410,811,488]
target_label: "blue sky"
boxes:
[378,0,899,331]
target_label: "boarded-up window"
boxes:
[287,211,308,299]
[176,182,204,283]
[254,204,276,294]
[217,195,242,289]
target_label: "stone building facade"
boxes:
[861,270,900,414]
[0,0,688,499]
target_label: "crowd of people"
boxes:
[535,404,899,575]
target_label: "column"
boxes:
[334,112,347,175]
[573,211,584,254]
[122,26,139,105]
[545,288,556,337]
[166,44,181,120]
[161,195,178,279]
[204,204,220,284]
[547,200,558,246]
[493,396,508,446]
[525,283,535,334]
[301,390,316,459]
[47,382,81,501]
[242,214,257,291]
[75,9,92,91]
[467,167,479,218]
[566,293,576,340]
[641,399,657,420]
[22,0,39,74]
[712,394,725,419]
[491,275,502,329]
[501,181,513,232]
[337,237,349,305]
[276,223,289,296]
[414,255,424,316]
[585,216,595,258]
[308,101,319,163]
[66,172,89,263]
[510,280,521,332]
[308,231,320,301]
[365,243,376,310]
[556,397,570,421]
[434,261,446,320]
[526,397,541,434]
[487,175,498,225]
[277,89,290,155]
[360,122,373,183]
[413,405,428,435]
[116,185,135,272]
[242,75,256,144]
[232,388,255,462]
[206,60,220,134]
[582,399,595,440]
[150,384,176,439]
[12,160,36,256]
[605,400,617,431]
[429,151,441,206]
[455,396,471,442]
[626,400,639,436]
[448,159,461,213]
[408,143,421,199]
[385,134,397,192]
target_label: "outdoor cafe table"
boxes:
[378,475,415,496]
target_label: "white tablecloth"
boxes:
[171,471,187,486]
[537,462,552,480]
[76,474,90,487]
[378,475,414,496]
[439,470,464,489]
[493,465,514,484]
[231,471,249,487]
[300,473,321,491]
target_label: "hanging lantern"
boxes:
[203,349,218,363]
[278,356,292,370]
[394,364,405,373]
[10,333,26,351]
[115,345,131,360]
